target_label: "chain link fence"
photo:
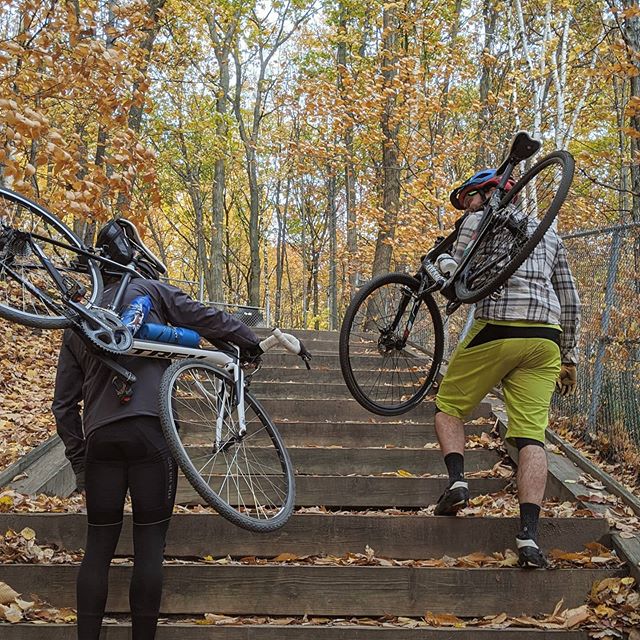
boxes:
[551,223,640,460]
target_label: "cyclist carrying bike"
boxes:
[433,169,581,569]
[52,219,264,639]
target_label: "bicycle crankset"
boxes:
[80,308,133,355]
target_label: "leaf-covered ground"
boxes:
[0,324,61,472]
[552,417,640,493]
[0,526,638,635]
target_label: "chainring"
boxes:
[80,308,133,355]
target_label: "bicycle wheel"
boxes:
[0,187,102,329]
[158,359,295,532]
[455,150,574,303]
[339,272,444,416]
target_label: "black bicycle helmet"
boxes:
[96,218,167,280]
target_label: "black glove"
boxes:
[241,343,263,369]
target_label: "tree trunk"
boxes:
[312,248,320,331]
[127,0,167,134]
[623,0,640,222]
[275,175,290,327]
[189,182,207,292]
[207,12,238,304]
[327,171,337,330]
[337,7,358,295]
[476,0,498,166]
[247,146,261,305]
[115,0,166,215]
[371,5,401,278]
[232,48,264,307]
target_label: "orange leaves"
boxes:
[423,611,466,627]
[0,527,82,564]
[0,0,161,220]
[549,542,619,566]
[0,578,77,624]
[0,325,60,472]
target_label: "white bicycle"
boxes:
[0,186,310,532]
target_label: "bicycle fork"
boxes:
[198,361,247,453]
[385,284,426,350]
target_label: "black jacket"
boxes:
[52,279,260,486]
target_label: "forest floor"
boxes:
[0,324,60,472]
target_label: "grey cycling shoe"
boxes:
[434,481,469,515]
[516,536,549,569]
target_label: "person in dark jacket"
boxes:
[52,219,262,640]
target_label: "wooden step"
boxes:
[180,446,501,475]
[272,421,492,446]
[1,564,625,616]
[261,353,434,370]
[174,476,511,507]
[0,623,592,639]
[252,381,422,400]
[0,513,609,558]
[255,367,404,384]
[259,399,491,423]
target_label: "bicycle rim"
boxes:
[455,151,574,303]
[339,272,443,416]
[0,187,102,328]
[159,360,295,532]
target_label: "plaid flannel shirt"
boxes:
[453,208,581,364]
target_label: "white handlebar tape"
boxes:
[258,334,279,353]
[258,328,301,355]
[272,328,302,354]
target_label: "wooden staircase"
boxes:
[0,329,630,638]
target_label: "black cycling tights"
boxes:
[76,416,178,640]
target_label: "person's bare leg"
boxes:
[435,411,465,456]
[517,444,547,506]
[516,444,548,568]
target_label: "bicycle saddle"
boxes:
[118,219,168,276]
[496,131,541,174]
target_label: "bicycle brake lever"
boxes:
[298,340,312,370]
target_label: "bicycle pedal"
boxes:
[112,376,133,404]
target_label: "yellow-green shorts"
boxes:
[435,319,562,444]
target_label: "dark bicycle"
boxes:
[0,192,311,532]
[339,132,575,416]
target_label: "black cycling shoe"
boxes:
[516,536,548,569]
[434,481,469,516]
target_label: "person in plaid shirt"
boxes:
[433,168,581,569]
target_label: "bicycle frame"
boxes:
[131,339,250,443]
[419,131,542,297]
[383,132,543,346]
[0,228,153,351]
[3,226,262,418]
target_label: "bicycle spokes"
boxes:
[343,274,442,413]
[169,365,289,519]
[455,150,573,303]
[0,190,99,324]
